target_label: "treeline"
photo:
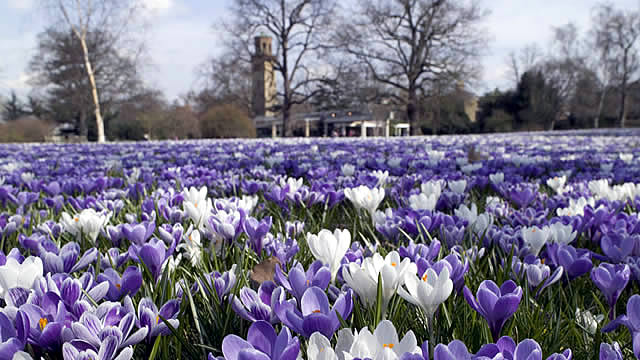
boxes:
[1,0,639,141]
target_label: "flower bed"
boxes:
[0,131,639,359]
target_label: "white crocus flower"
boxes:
[344,186,385,218]
[183,186,208,205]
[308,333,338,360]
[20,172,34,183]
[372,170,389,187]
[307,229,351,282]
[280,177,304,193]
[162,254,183,275]
[420,180,443,199]
[546,176,567,194]
[399,267,453,320]
[575,308,604,335]
[336,320,421,360]
[0,256,43,303]
[619,153,634,164]
[489,172,504,184]
[408,193,438,212]
[178,229,203,266]
[548,222,577,245]
[60,208,111,243]
[556,197,597,217]
[184,198,213,230]
[342,251,416,315]
[341,164,356,177]
[448,179,467,194]
[522,226,551,257]
[454,203,478,224]
[125,167,141,185]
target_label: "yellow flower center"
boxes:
[74,217,79,222]
[306,279,310,286]
[156,315,160,324]
[116,283,121,289]
[391,262,397,267]
[541,259,545,264]
[312,310,321,313]
[422,274,428,282]
[39,318,48,331]
[194,202,198,208]
[383,343,395,349]
[188,235,192,243]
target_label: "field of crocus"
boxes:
[1,130,640,360]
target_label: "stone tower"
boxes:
[252,36,277,117]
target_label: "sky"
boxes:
[0,0,639,102]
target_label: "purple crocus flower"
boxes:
[512,256,563,296]
[121,221,155,246]
[272,286,353,338]
[265,234,299,266]
[129,239,167,282]
[244,216,272,256]
[231,281,279,324]
[20,295,68,350]
[65,311,147,356]
[433,340,471,360]
[602,294,640,358]
[97,266,143,301]
[101,248,130,269]
[552,244,592,281]
[40,242,98,275]
[476,337,572,360]
[195,265,237,301]
[399,239,441,263]
[599,342,623,360]
[221,320,299,360]
[62,338,134,360]
[463,280,522,341]
[590,263,630,319]
[274,261,331,303]
[0,311,28,357]
[137,298,180,342]
[600,232,635,263]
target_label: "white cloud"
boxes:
[143,0,173,11]
[7,0,34,10]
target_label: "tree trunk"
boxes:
[407,92,418,136]
[594,88,607,129]
[282,99,291,137]
[619,87,628,128]
[79,36,105,142]
[548,117,556,131]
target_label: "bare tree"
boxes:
[506,43,542,88]
[223,0,338,136]
[337,0,489,135]
[29,27,143,136]
[542,23,585,130]
[195,51,254,115]
[592,2,640,128]
[40,0,145,142]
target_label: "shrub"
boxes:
[200,104,256,138]
[0,116,53,143]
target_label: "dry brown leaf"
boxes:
[250,256,281,284]
[467,146,489,163]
